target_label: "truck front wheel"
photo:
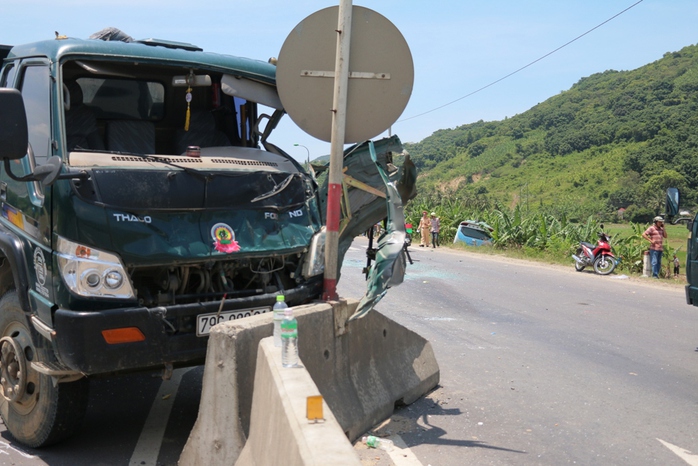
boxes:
[0,291,89,447]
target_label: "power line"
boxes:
[398,0,645,123]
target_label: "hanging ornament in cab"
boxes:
[184,86,192,131]
[184,70,195,131]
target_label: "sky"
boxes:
[3,1,698,163]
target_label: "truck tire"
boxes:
[0,290,89,447]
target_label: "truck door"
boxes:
[0,61,52,245]
[0,60,54,305]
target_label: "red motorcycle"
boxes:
[572,227,618,275]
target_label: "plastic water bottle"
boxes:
[281,307,298,367]
[362,435,394,451]
[273,295,287,347]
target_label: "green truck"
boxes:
[660,188,698,304]
[0,29,412,447]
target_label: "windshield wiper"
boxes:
[74,149,207,179]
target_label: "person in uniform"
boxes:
[418,211,431,247]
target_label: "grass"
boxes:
[406,193,690,281]
[604,222,689,266]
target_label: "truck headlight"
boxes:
[302,227,326,279]
[57,236,135,299]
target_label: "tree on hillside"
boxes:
[642,169,687,212]
[608,172,642,210]
[405,42,698,217]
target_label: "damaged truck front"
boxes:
[0,33,333,447]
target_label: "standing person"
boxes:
[642,216,667,278]
[418,211,430,247]
[673,254,680,277]
[430,212,441,248]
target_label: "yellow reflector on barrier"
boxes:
[306,395,324,422]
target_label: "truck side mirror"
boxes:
[0,88,29,160]
[0,90,84,186]
[666,187,680,218]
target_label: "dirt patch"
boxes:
[443,176,465,191]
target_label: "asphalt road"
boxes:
[0,366,203,465]
[340,238,698,466]
[1,238,696,465]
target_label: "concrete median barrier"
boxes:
[235,337,360,466]
[179,298,440,465]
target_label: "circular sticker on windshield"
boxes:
[211,223,240,253]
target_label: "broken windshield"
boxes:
[61,60,283,162]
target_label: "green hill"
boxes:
[404,43,698,223]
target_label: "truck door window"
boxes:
[1,63,16,87]
[19,65,51,165]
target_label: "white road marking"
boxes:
[0,441,35,458]
[658,438,698,465]
[387,434,424,466]
[129,367,193,466]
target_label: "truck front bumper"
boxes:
[52,279,322,374]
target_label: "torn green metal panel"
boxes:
[350,140,408,320]
[316,135,416,282]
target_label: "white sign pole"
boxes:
[322,0,353,300]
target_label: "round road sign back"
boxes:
[276,6,413,143]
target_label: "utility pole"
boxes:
[322,0,353,301]
[275,2,412,303]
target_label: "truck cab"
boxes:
[661,188,698,304]
[0,31,331,447]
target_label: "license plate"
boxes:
[196,307,270,336]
